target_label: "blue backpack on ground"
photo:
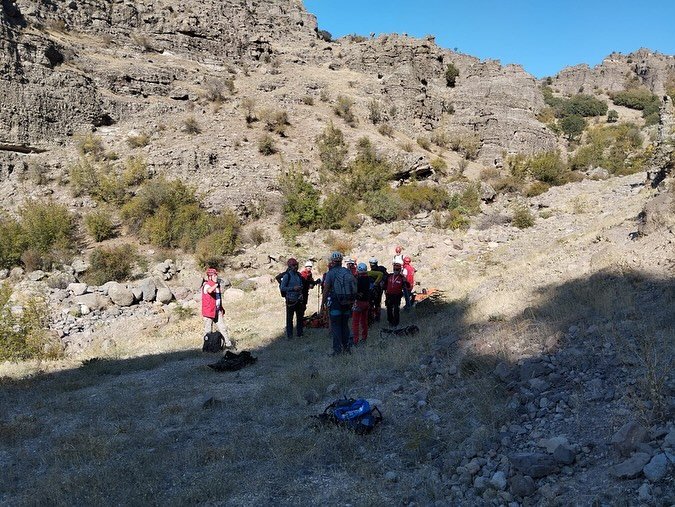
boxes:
[313,397,383,434]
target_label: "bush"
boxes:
[76,133,105,159]
[570,123,645,175]
[260,109,289,136]
[445,63,459,87]
[512,204,535,229]
[183,115,202,134]
[19,200,76,269]
[368,99,383,124]
[363,189,403,223]
[560,114,586,141]
[246,226,268,246]
[525,181,550,197]
[563,94,608,117]
[316,122,348,173]
[431,130,449,148]
[278,169,322,231]
[607,109,619,123]
[525,151,569,185]
[319,192,353,230]
[85,210,116,242]
[378,123,394,137]
[398,183,450,213]
[195,226,240,268]
[121,157,148,187]
[126,132,150,148]
[86,245,138,285]
[334,95,357,126]
[611,88,660,123]
[346,141,392,196]
[417,137,431,151]
[0,214,24,269]
[258,134,277,155]
[0,282,60,361]
[449,133,481,160]
[431,157,448,174]
[241,97,257,124]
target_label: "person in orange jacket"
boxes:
[201,267,233,347]
[351,263,371,346]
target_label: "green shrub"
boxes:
[334,95,357,126]
[363,189,403,223]
[447,208,470,230]
[431,130,449,148]
[570,123,645,175]
[563,94,608,117]
[316,122,348,173]
[611,88,660,123]
[85,210,116,242]
[560,114,586,141]
[278,169,322,231]
[368,99,383,124]
[258,134,277,155]
[183,115,202,134]
[347,140,392,196]
[398,183,450,213]
[456,183,482,214]
[607,109,619,123]
[431,157,448,174]
[525,181,550,197]
[449,133,481,160]
[69,157,101,197]
[0,214,24,269]
[319,192,352,229]
[445,63,459,87]
[19,200,75,269]
[76,133,105,159]
[525,151,569,185]
[86,245,138,285]
[121,157,148,187]
[0,282,60,361]
[195,225,240,268]
[512,204,535,229]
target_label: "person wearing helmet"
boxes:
[368,257,388,322]
[351,262,371,345]
[345,257,357,277]
[392,245,403,264]
[201,267,233,348]
[402,255,416,309]
[384,261,410,327]
[322,251,357,355]
[299,260,320,319]
[280,258,304,339]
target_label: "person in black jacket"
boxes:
[368,257,388,322]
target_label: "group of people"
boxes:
[200,247,417,356]
[279,247,417,356]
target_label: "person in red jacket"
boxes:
[299,260,320,319]
[385,261,409,327]
[202,268,233,347]
[402,255,416,309]
[352,263,371,346]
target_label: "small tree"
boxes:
[316,122,348,173]
[445,63,459,87]
[560,114,586,141]
[607,109,619,123]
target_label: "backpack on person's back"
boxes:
[331,267,356,306]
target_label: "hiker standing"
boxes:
[402,255,416,309]
[368,257,387,322]
[322,251,357,355]
[299,260,320,319]
[280,258,304,339]
[392,245,403,264]
[346,257,358,277]
[385,261,409,327]
[202,268,233,348]
[352,263,371,346]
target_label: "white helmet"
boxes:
[305,260,313,268]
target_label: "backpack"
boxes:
[314,398,383,434]
[276,271,288,297]
[202,331,224,353]
[332,268,356,306]
[208,350,258,372]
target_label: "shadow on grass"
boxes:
[0,269,673,505]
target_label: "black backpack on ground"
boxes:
[208,351,257,372]
[312,398,383,435]
[202,331,224,353]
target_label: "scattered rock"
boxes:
[303,389,319,405]
[222,288,245,302]
[509,474,536,498]
[611,421,648,457]
[643,453,669,482]
[384,471,398,482]
[610,452,651,479]
[637,483,651,501]
[202,397,223,409]
[510,452,558,478]
[108,283,135,307]
[140,278,158,302]
[0,269,8,280]
[553,444,576,465]
[490,471,507,491]
[28,270,46,281]
[71,259,89,274]
[67,283,88,296]
[9,267,24,279]
[156,287,173,304]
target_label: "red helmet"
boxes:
[206,268,218,276]
[287,257,298,267]
[403,256,411,264]
[395,245,402,254]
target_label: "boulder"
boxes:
[108,283,135,307]
[553,444,576,465]
[46,272,76,289]
[222,288,245,302]
[510,475,536,498]
[611,421,648,457]
[74,293,110,311]
[67,283,88,296]
[611,452,651,479]
[181,272,205,291]
[140,278,157,302]
[28,270,46,281]
[131,286,143,302]
[510,452,558,478]
[248,274,274,288]
[490,471,507,491]
[9,267,24,279]
[156,287,173,304]
[71,259,89,274]
[643,453,669,482]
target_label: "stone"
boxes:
[494,362,514,382]
[509,452,558,478]
[519,359,549,381]
[108,283,135,307]
[140,278,157,302]
[664,428,675,448]
[46,272,76,289]
[643,453,669,482]
[384,471,398,482]
[67,283,88,296]
[248,274,273,288]
[71,259,89,274]
[539,436,569,453]
[611,421,648,457]
[9,267,24,279]
[610,453,651,479]
[553,444,576,465]
[79,304,90,316]
[303,389,319,405]
[637,483,651,501]
[509,475,536,498]
[74,293,110,311]
[473,476,489,494]
[0,269,8,279]
[131,286,144,302]
[156,287,173,304]
[326,384,339,395]
[182,272,205,291]
[490,471,507,491]
[222,288,245,302]
[28,270,46,281]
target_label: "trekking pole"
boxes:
[317,285,321,314]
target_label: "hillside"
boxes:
[1,1,675,505]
